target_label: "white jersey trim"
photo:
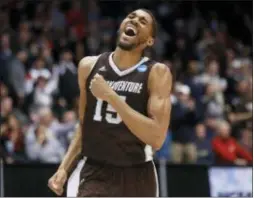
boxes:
[152,160,160,197]
[144,144,153,162]
[67,157,86,197]
[109,52,149,76]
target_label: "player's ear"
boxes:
[147,38,154,47]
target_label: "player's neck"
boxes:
[113,47,143,70]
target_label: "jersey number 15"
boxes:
[93,96,126,124]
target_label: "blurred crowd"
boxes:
[0,0,252,165]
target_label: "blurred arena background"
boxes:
[0,0,253,197]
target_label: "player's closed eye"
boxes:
[140,20,146,25]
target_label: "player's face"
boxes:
[117,10,154,51]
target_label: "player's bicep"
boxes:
[147,63,172,134]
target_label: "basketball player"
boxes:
[48,9,172,196]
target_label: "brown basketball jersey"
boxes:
[82,52,156,166]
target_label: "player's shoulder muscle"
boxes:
[78,56,99,78]
[148,62,172,95]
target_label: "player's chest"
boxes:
[89,69,147,97]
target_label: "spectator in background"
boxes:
[227,79,252,138]
[25,124,65,163]
[196,29,215,61]
[0,97,27,126]
[0,97,13,123]
[57,50,79,108]
[202,83,224,120]
[195,123,214,164]
[50,0,66,32]
[66,0,86,41]
[0,33,12,85]
[239,128,252,153]
[7,49,28,106]
[38,107,76,149]
[182,60,204,101]
[28,57,50,84]
[0,1,252,165]
[1,114,26,164]
[18,21,32,50]
[212,120,252,165]
[196,58,227,104]
[32,74,55,110]
[0,83,9,99]
[62,111,78,147]
[170,83,200,164]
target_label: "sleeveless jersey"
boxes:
[82,52,156,166]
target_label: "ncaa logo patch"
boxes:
[137,64,147,72]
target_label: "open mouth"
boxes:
[124,26,137,37]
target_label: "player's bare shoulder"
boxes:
[150,62,171,79]
[78,55,100,89]
[78,56,99,78]
[148,62,172,94]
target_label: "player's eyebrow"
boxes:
[139,16,148,23]
[128,12,149,23]
[128,12,136,17]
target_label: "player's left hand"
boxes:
[90,74,114,101]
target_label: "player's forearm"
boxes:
[58,125,82,173]
[107,93,166,150]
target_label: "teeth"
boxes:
[126,26,137,35]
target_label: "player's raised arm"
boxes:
[90,63,172,150]
[146,63,172,149]
[48,56,97,195]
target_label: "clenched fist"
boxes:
[89,74,115,101]
[48,169,67,196]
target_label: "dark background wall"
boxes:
[4,163,210,197]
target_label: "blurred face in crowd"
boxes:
[241,128,252,147]
[63,111,76,123]
[19,22,30,32]
[19,31,31,44]
[177,91,189,103]
[1,33,10,49]
[17,50,28,63]
[236,80,249,95]
[37,77,48,89]
[176,37,186,50]
[1,97,13,115]
[35,58,46,69]
[117,9,155,51]
[205,117,218,130]
[62,51,73,62]
[35,125,47,141]
[7,115,20,131]
[30,43,40,56]
[196,124,206,139]
[217,122,230,138]
[188,60,199,75]
[39,108,53,126]
[207,60,219,76]
[226,49,235,63]
[205,83,216,97]
[0,83,9,98]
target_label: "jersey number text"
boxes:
[93,96,126,124]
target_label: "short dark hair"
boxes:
[139,8,157,38]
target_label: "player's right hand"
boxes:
[48,169,67,196]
